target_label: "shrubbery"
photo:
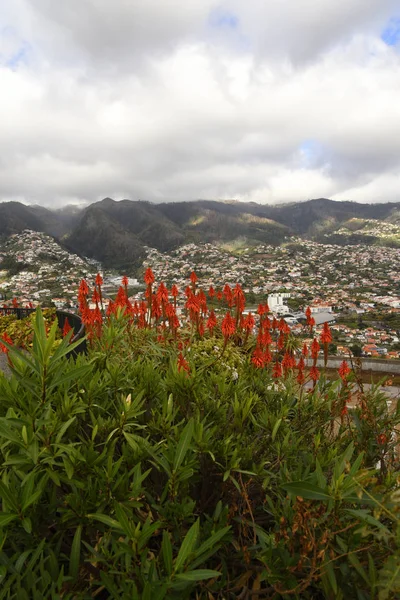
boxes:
[0,272,399,599]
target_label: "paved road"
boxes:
[0,353,11,378]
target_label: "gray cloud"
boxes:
[0,0,399,207]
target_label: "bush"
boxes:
[0,286,399,598]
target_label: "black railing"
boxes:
[0,308,86,356]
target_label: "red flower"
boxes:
[257,304,265,316]
[121,275,129,288]
[156,282,169,304]
[221,312,235,339]
[0,333,12,353]
[12,297,19,308]
[338,360,351,382]
[251,347,264,368]
[171,284,179,298]
[216,290,223,302]
[320,322,332,344]
[297,369,305,385]
[144,267,155,286]
[208,285,215,298]
[272,361,282,379]
[305,306,312,320]
[62,319,72,337]
[206,310,217,332]
[177,352,190,373]
[190,271,198,284]
[282,351,296,370]
[301,343,309,357]
[79,279,89,296]
[264,348,273,364]
[309,366,320,382]
[223,284,233,306]
[95,273,103,287]
[243,312,255,332]
[310,338,320,360]
[297,356,305,370]
[377,433,387,446]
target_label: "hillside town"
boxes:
[1,230,399,359]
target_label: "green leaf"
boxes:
[69,525,82,579]
[22,489,42,513]
[175,519,199,573]
[21,517,32,534]
[55,417,76,443]
[324,562,337,595]
[271,418,282,441]
[47,365,91,392]
[0,481,19,512]
[345,509,391,533]
[348,551,370,585]
[173,418,194,471]
[0,513,18,527]
[281,481,331,501]
[175,569,221,582]
[87,513,123,530]
[194,526,231,559]
[162,531,173,575]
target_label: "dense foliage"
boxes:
[0,271,399,599]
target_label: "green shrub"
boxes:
[0,309,398,598]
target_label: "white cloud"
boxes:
[0,0,399,206]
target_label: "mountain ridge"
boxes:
[1,198,399,271]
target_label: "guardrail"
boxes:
[0,308,86,356]
[306,355,400,375]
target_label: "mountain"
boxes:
[1,197,400,271]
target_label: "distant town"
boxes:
[1,229,399,359]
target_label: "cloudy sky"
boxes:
[1,0,400,207]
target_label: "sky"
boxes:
[0,0,400,208]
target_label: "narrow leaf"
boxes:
[175,519,199,572]
[175,569,221,582]
[281,481,331,501]
[69,525,82,579]
[173,418,194,471]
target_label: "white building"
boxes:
[268,293,290,315]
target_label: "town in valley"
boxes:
[1,228,399,360]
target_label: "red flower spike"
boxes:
[297,369,305,385]
[377,433,387,446]
[95,273,103,287]
[338,360,351,382]
[310,338,320,360]
[121,275,129,288]
[243,312,255,332]
[0,333,13,353]
[177,352,190,373]
[208,285,215,298]
[206,310,217,332]
[221,312,235,339]
[251,347,265,368]
[62,319,72,338]
[309,365,320,382]
[263,348,273,364]
[272,361,282,379]
[320,322,332,344]
[79,279,89,296]
[302,343,309,357]
[171,284,179,298]
[305,306,312,320]
[144,267,155,286]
